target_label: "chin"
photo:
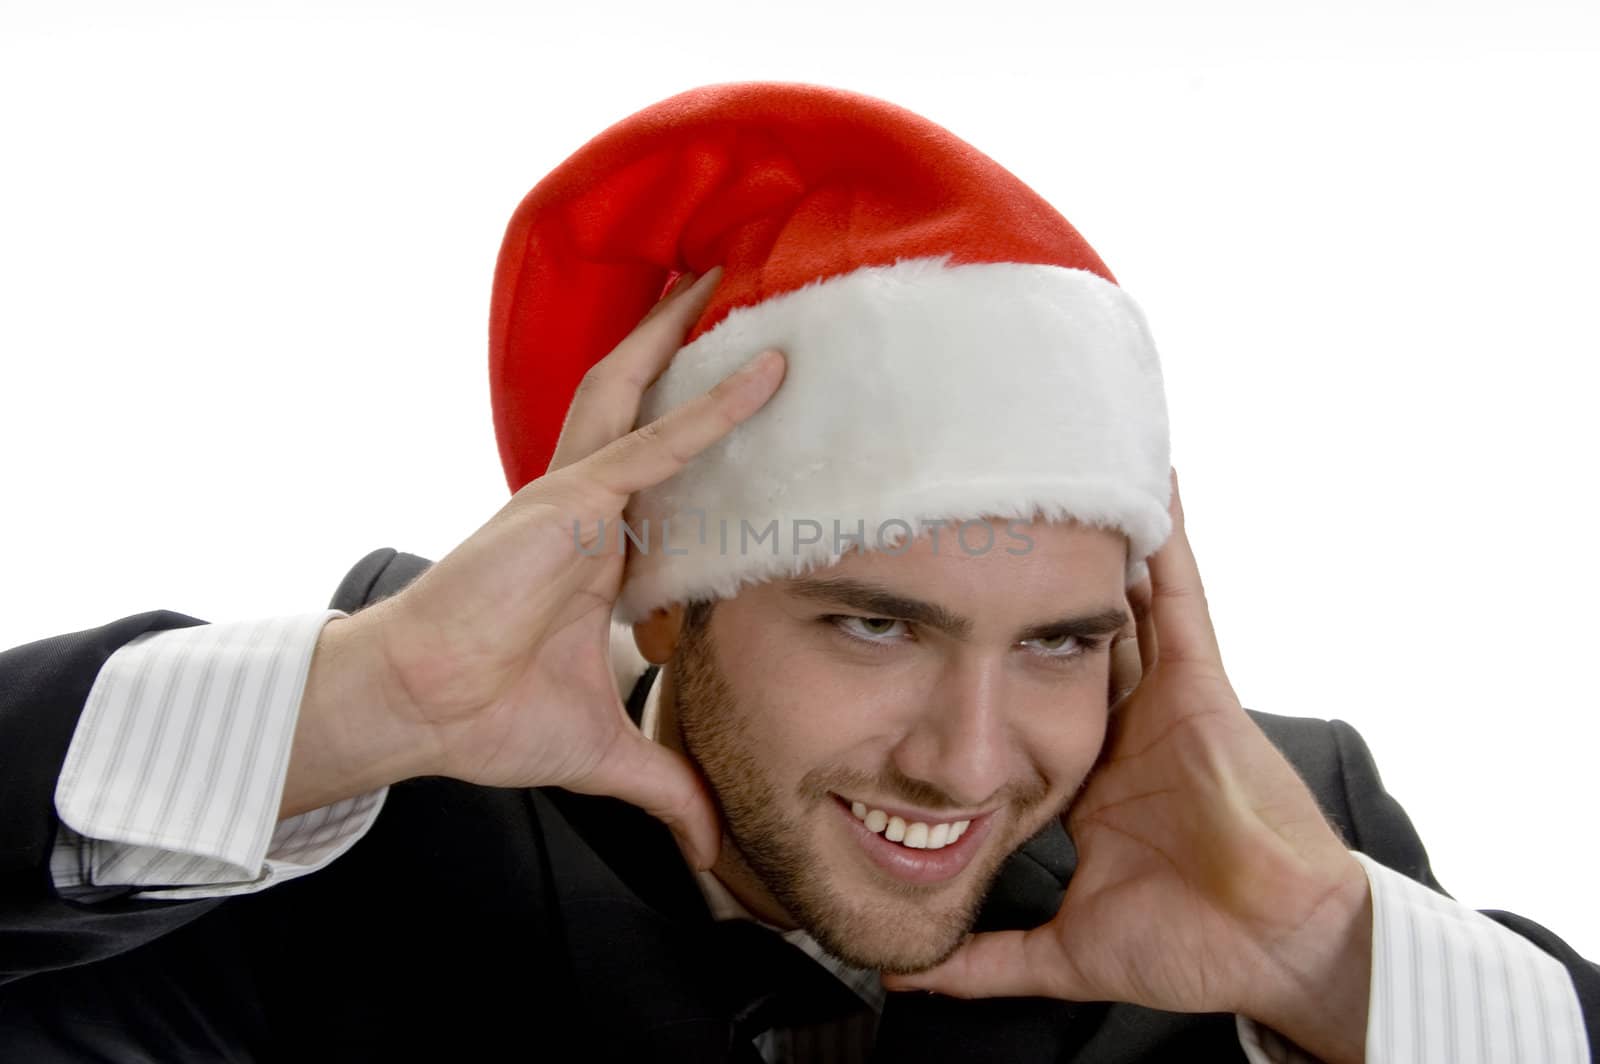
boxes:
[725,798,1037,973]
[760,842,1004,973]
[801,890,978,973]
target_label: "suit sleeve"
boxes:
[0,612,216,984]
[1331,718,1598,1061]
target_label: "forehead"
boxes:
[752,517,1128,620]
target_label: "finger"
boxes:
[547,267,724,473]
[1129,573,1156,674]
[635,269,700,327]
[1145,468,1224,667]
[1108,570,1155,708]
[576,348,786,500]
[1107,617,1141,709]
[880,928,1081,1002]
[583,728,723,871]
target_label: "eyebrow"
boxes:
[785,576,1129,643]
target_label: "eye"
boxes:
[828,615,910,645]
[1030,630,1081,656]
[1020,632,1091,659]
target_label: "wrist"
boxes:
[279,608,446,819]
[1246,858,1373,1064]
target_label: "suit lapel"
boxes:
[871,991,1110,1063]
[533,785,739,1060]
[529,662,746,1058]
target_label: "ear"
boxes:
[633,602,686,665]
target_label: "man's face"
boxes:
[662,517,1129,973]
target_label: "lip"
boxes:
[835,793,991,827]
[831,794,994,886]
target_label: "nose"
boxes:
[888,653,1016,811]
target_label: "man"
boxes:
[1,83,1595,1062]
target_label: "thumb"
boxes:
[583,729,722,872]
[881,928,1078,1001]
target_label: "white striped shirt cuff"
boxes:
[51,612,388,901]
[1358,849,1589,1062]
[1236,849,1589,1063]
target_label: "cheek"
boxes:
[712,643,879,778]
[1020,681,1113,793]
[738,680,882,779]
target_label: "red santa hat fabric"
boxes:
[490,82,1171,623]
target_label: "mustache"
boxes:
[799,763,1050,815]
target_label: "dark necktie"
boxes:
[710,918,873,1060]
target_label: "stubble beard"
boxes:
[671,618,1046,974]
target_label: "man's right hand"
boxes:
[281,268,784,871]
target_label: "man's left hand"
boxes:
[883,471,1373,1064]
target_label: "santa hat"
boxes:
[490,83,1171,624]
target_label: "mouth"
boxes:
[830,793,994,886]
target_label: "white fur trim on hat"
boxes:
[612,257,1171,623]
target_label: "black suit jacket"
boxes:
[2,548,1596,1061]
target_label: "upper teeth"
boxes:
[849,799,972,850]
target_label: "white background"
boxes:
[4,1,1597,961]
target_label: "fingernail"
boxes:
[670,827,710,872]
[669,827,696,867]
[737,348,782,375]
